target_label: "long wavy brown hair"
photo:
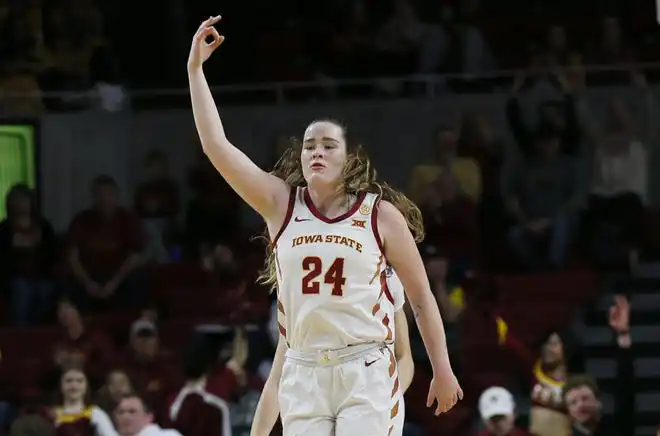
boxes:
[256,120,425,291]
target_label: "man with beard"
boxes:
[563,295,634,436]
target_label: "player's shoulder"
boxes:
[375,200,406,227]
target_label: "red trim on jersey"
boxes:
[271,186,297,247]
[370,196,385,256]
[303,188,367,223]
[380,269,394,304]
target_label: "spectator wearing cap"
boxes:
[474,387,533,436]
[116,319,182,423]
[563,296,634,436]
[504,127,581,270]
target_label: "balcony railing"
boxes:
[1,62,660,111]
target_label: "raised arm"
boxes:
[187,16,290,221]
[377,201,462,415]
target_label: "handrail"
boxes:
[2,62,660,103]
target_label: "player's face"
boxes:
[301,122,347,188]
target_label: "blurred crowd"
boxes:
[0,0,659,435]
[2,0,660,113]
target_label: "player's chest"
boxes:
[277,221,380,272]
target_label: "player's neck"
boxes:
[307,186,349,217]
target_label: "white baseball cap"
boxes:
[478,387,515,420]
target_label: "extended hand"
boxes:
[187,15,224,71]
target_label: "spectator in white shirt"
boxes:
[580,72,654,253]
[115,394,182,436]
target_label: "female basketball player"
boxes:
[187,16,461,436]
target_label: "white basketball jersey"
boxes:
[273,187,394,351]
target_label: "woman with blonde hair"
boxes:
[188,15,461,436]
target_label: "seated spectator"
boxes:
[116,319,181,423]
[458,113,507,247]
[409,126,482,205]
[507,70,580,157]
[504,129,581,270]
[580,72,651,261]
[65,175,146,314]
[49,364,117,436]
[134,150,180,263]
[45,299,115,389]
[533,24,581,68]
[587,16,635,66]
[95,370,134,417]
[473,386,532,436]
[0,184,58,327]
[420,172,479,278]
[563,296,634,436]
[114,394,181,436]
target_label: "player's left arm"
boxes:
[377,201,452,375]
[394,308,414,392]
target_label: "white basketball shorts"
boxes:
[278,342,403,436]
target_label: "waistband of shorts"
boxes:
[285,342,385,366]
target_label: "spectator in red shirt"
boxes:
[65,175,146,314]
[0,184,58,326]
[117,320,182,423]
[474,387,533,436]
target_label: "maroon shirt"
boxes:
[52,406,96,436]
[66,208,144,277]
[169,389,230,436]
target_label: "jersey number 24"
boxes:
[302,256,346,296]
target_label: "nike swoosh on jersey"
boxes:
[364,359,378,367]
[294,217,311,222]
